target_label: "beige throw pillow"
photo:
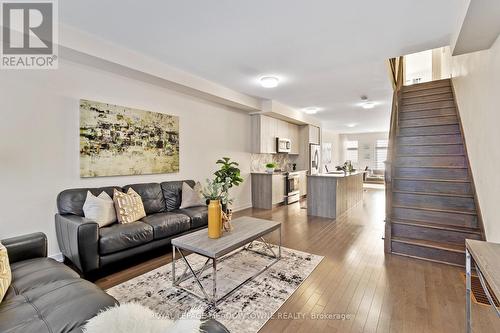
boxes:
[83,191,117,227]
[180,182,205,209]
[113,188,146,224]
[0,242,11,303]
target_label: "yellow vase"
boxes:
[208,200,222,239]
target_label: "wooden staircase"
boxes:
[385,77,484,266]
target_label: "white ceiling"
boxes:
[59,0,467,133]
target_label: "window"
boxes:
[375,139,388,170]
[345,140,358,164]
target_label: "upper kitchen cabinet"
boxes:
[308,125,320,144]
[251,115,300,154]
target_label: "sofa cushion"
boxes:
[0,278,117,333]
[160,180,195,212]
[6,258,79,299]
[99,222,153,255]
[57,187,122,216]
[123,183,166,214]
[174,206,208,229]
[140,213,191,239]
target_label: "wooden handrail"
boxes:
[384,56,404,253]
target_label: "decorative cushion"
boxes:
[113,188,146,224]
[83,191,117,227]
[179,182,205,209]
[0,242,11,303]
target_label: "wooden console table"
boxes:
[465,239,500,332]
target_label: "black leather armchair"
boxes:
[0,233,117,333]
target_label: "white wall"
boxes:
[0,59,253,256]
[451,35,500,242]
[339,132,389,170]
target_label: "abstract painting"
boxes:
[80,99,179,177]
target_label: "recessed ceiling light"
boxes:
[303,107,320,114]
[260,76,280,88]
[362,102,375,109]
[346,123,357,128]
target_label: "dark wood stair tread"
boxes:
[396,153,465,157]
[392,204,477,215]
[399,122,459,129]
[392,165,468,169]
[393,177,470,183]
[391,236,465,253]
[397,142,463,146]
[391,219,481,235]
[392,190,473,198]
[399,113,457,121]
[402,98,454,107]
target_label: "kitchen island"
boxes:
[307,172,364,218]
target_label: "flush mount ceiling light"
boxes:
[360,95,375,109]
[346,123,357,128]
[259,76,280,88]
[303,107,320,114]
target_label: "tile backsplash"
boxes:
[251,153,299,172]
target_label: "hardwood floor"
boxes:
[95,187,498,332]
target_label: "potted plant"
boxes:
[214,157,243,213]
[265,162,277,174]
[201,178,223,239]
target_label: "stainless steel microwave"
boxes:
[276,138,291,153]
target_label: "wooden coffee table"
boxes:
[171,216,281,307]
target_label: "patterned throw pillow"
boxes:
[0,242,11,303]
[113,188,146,224]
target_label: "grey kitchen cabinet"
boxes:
[251,115,300,154]
[251,173,286,209]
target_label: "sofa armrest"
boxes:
[1,232,47,264]
[55,214,100,275]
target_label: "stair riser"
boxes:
[392,223,481,245]
[398,134,462,145]
[395,156,466,168]
[402,93,454,105]
[398,144,464,156]
[393,179,472,195]
[399,115,458,128]
[392,241,464,266]
[401,100,455,112]
[399,124,460,137]
[394,167,469,180]
[402,80,451,93]
[393,193,476,211]
[399,108,456,120]
[402,86,452,98]
[392,207,477,228]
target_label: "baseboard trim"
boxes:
[49,252,64,262]
[233,203,253,212]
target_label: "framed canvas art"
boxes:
[79,99,179,177]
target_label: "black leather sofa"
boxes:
[0,232,117,333]
[0,232,230,333]
[55,180,208,276]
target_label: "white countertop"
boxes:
[307,171,365,178]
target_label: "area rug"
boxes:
[107,242,323,333]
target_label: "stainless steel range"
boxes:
[286,172,300,204]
